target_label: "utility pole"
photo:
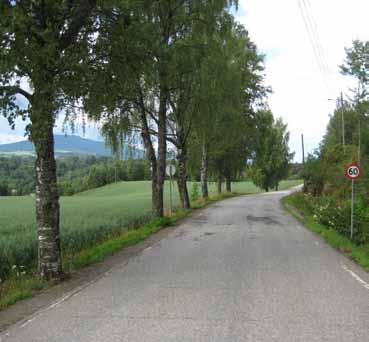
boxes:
[301,134,305,164]
[357,83,361,165]
[351,178,354,239]
[340,92,346,152]
[358,116,361,165]
[301,134,306,191]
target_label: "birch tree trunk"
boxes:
[141,128,159,215]
[155,85,167,217]
[226,176,232,192]
[33,123,62,280]
[200,140,208,199]
[217,176,222,194]
[177,148,190,209]
[139,102,159,216]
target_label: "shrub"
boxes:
[291,192,369,245]
[191,182,200,202]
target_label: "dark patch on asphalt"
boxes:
[191,217,208,225]
[173,231,186,238]
[246,215,281,225]
[211,222,234,226]
[204,232,216,236]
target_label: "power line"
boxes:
[297,0,325,78]
[303,0,330,75]
[297,0,328,85]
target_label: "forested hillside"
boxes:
[0,156,150,196]
[0,134,145,158]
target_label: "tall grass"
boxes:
[0,180,300,281]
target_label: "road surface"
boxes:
[1,189,369,341]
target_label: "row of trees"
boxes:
[0,1,292,280]
[0,155,151,196]
[303,40,369,198]
[249,111,293,192]
[301,40,369,244]
[60,158,151,195]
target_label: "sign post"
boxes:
[345,163,361,239]
[166,164,176,216]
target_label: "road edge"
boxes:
[281,193,369,273]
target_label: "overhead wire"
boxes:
[303,0,330,76]
[297,0,329,87]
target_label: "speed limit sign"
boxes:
[345,163,361,180]
[345,163,361,240]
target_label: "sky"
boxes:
[236,0,369,161]
[1,0,368,161]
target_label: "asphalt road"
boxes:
[1,189,369,341]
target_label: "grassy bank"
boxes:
[282,192,369,272]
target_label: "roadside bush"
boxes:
[288,192,315,216]
[191,182,200,202]
[290,193,369,245]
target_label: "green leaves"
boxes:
[340,40,369,100]
[249,110,293,191]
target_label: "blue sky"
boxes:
[0,110,103,143]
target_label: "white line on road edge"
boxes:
[0,332,9,341]
[20,318,35,328]
[341,264,369,291]
[314,241,320,246]
[0,273,108,340]
[16,292,75,331]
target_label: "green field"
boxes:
[0,180,301,280]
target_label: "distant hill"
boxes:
[0,135,144,159]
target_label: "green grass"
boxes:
[0,189,241,310]
[0,272,47,310]
[282,193,369,271]
[0,179,301,310]
[0,180,301,281]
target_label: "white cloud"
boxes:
[236,0,369,161]
[0,133,26,145]
[0,112,103,144]
[1,1,368,159]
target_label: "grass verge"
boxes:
[282,193,369,272]
[0,191,241,311]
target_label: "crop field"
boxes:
[0,180,301,280]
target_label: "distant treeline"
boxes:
[0,156,151,196]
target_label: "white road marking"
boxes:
[314,241,320,246]
[0,333,9,341]
[342,264,369,291]
[20,317,35,328]
[0,275,106,338]
[296,226,301,230]
[47,293,73,310]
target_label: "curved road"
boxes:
[1,190,369,341]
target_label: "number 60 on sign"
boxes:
[345,163,361,180]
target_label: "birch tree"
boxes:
[0,0,98,280]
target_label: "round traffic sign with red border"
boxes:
[345,163,361,180]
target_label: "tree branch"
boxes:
[59,0,97,50]
[0,86,32,100]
